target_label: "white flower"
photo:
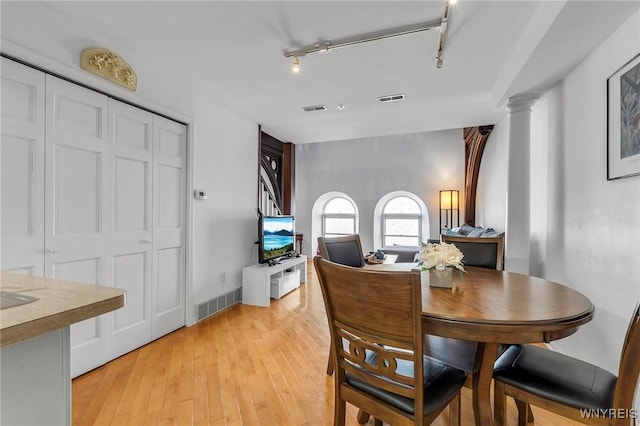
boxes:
[418,242,466,273]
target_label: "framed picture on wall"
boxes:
[607,52,640,180]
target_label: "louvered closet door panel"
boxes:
[0,58,45,275]
[108,99,153,359]
[152,116,186,339]
[44,75,112,377]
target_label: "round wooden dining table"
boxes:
[366,263,595,426]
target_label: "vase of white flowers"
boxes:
[418,242,466,288]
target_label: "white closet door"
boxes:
[44,75,112,377]
[108,99,153,359]
[0,58,45,275]
[152,116,186,338]
[2,58,187,377]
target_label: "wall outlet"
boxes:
[220,272,226,284]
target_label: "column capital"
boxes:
[506,95,539,114]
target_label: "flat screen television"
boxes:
[259,215,296,264]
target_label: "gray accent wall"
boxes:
[295,129,465,255]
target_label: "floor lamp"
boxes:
[439,189,459,232]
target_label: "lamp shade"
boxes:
[440,190,459,210]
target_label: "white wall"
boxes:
[479,11,640,406]
[295,129,465,255]
[538,11,640,370]
[191,96,258,310]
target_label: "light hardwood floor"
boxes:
[72,260,583,426]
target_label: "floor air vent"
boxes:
[378,93,406,103]
[196,287,242,322]
[301,104,327,112]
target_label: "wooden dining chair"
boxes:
[317,234,366,268]
[424,236,506,374]
[318,234,365,375]
[313,256,467,426]
[423,235,508,417]
[440,235,504,270]
[493,302,640,426]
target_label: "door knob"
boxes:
[47,248,59,254]
[142,239,152,244]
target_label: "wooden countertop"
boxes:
[0,272,125,347]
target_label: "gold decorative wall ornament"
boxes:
[81,48,137,91]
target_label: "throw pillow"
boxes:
[458,223,476,235]
[467,227,485,237]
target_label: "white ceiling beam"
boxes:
[491,1,567,109]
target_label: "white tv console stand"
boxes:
[242,255,307,307]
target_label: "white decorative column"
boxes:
[504,95,538,274]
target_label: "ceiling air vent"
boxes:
[377,93,406,103]
[301,104,327,112]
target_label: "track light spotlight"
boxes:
[292,57,301,73]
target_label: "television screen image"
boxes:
[260,216,295,264]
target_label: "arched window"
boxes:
[382,196,422,246]
[322,196,356,237]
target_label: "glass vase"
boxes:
[423,267,453,288]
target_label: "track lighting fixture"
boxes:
[283,0,454,71]
[291,56,301,73]
[436,0,453,68]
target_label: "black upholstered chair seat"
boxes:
[346,353,466,415]
[493,344,617,410]
[423,335,477,373]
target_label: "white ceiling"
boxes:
[1,1,637,144]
